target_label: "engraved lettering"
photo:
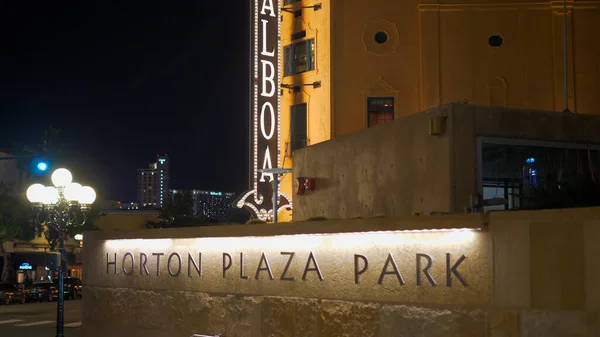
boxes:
[240,253,249,279]
[152,253,164,276]
[122,252,134,275]
[168,252,182,277]
[416,253,436,286]
[354,254,368,284]
[106,253,117,274]
[255,252,274,280]
[302,252,324,281]
[446,254,468,287]
[140,253,150,275]
[378,253,405,285]
[187,253,202,277]
[280,252,295,281]
[223,253,232,278]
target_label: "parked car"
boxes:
[23,282,57,302]
[53,277,82,300]
[0,283,25,305]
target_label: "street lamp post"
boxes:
[26,168,96,337]
[258,168,292,223]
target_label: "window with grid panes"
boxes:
[367,97,394,127]
[284,39,315,77]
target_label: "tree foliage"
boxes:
[147,190,215,228]
[0,185,36,283]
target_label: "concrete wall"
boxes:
[293,111,453,221]
[83,208,600,337]
[293,103,600,221]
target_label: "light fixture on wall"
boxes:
[429,115,446,136]
[281,3,322,13]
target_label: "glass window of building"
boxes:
[290,103,308,153]
[367,97,394,127]
[479,139,600,213]
[284,39,315,77]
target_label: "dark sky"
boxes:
[0,2,251,202]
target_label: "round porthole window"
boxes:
[488,35,503,47]
[374,31,388,44]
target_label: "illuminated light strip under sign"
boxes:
[236,0,290,222]
[103,228,482,248]
[105,228,478,253]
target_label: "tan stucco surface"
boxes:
[293,111,453,221]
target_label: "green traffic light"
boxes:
[37,162,48,171]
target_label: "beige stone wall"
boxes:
[83,287,600,337]
[83,209,600,337]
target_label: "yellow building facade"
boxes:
[274,0,600,221]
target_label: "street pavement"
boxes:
[0,298,82,337]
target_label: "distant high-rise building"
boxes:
[171,189,236,222]
[137,155,170,208]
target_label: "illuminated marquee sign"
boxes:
[97,230,492,305]
[236,0,291,221]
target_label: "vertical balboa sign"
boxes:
[237,0,291,221]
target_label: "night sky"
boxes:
[0,2,251,202]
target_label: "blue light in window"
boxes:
[526,157,535,164]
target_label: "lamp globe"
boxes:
[51,168,73,188]
[26,184,46,203]
[64,182,83,202]
[79,186,96,205]
[43,186,59,205]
